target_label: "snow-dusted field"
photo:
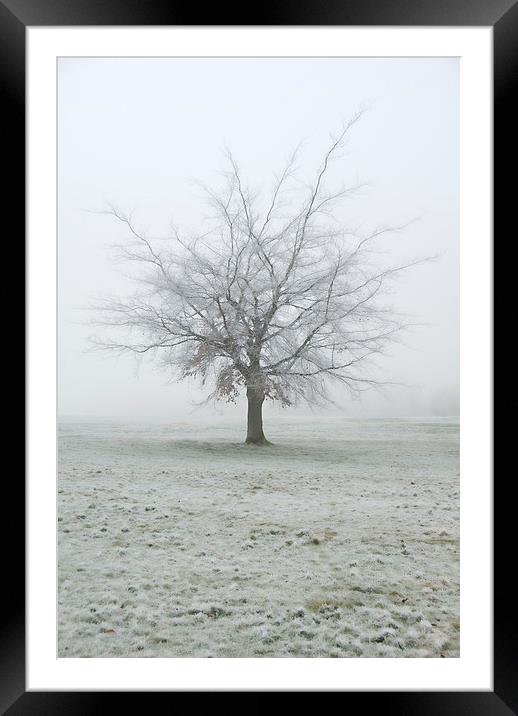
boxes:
[58,416,459,658]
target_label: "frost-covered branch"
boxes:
[91,112,429,414]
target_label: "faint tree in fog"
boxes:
[92,110,427,444]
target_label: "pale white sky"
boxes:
[58,57,459,420]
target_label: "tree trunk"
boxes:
[245,387,270,445]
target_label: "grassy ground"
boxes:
[58,416,459,657]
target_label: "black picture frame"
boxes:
[4,0,507,710]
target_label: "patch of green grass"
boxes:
[350,585,384,595]
[441,639,456,651]
[413,537,459,545]
[307,596,364,612]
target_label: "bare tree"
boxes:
[92,111,426,444]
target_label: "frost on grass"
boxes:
[58,416,459,658]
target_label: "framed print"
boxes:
[2,0,509,710]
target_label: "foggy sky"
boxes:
[58,57,459,420]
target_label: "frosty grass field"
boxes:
[58,416,459,658]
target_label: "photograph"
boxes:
[57,56,460,659]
